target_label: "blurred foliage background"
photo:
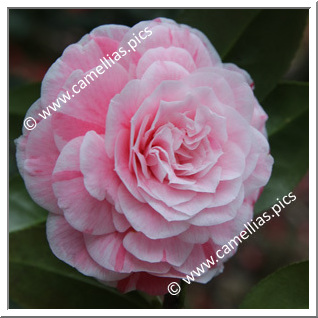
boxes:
[9,9,309,309]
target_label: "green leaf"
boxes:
[254,82,308,214]
[9,175,48,233]
[224,9,308,101]
[10,224,156,309]
[10,82,41,116]
[176,9,261,58]
[265,81,309,136]
[240,261,309,309]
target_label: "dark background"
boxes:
[9,9,309,309]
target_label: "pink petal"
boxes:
[252,100,268,135]
[56,63,129,128]
[52,112,104,151]
[118,184,190,239]
[136,47,196,78]
[80,131,120,203]
[41,40,104,108]
[225,105,253,156]
[105,80,147,158]
[172,192,214,215]
[135,171,196,207]
[189,186,244,226]
[41,24,129,108]
[84,231,170,274]
[184,68,235,107]
[119,18,220,70]
[214,66,255,122]
[209,202,254,245]
[16,117,62,214]
[52,136,115,235]
[46,214,127,281]
[137,190,191,221]
[87,24,129,43]
[217,141,246,181]
[223,63,253,86]
[207,177,244,208]
[112,210,131,232]
[242,127,271,181]
[114,129,146,202]
[140,60,189,92]
[123,231,193,266]
[178,225,211,244]
[173,240,221,275]
[244,153,274,197]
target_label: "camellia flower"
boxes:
[16,18,273,295]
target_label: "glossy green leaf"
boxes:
[10,224,157,309]
[176,9,261,57]
[264,81,309,136]
[254,82,309,214]
[9,175,48,233]
[240,261,309,309]
[224,9,308,101]
[9,82,41,116]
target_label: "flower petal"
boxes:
[47,214,127,281]
[123,232,193,266]
[118,184,190,239]
[52,137,115,235]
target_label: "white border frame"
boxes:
[3,1,316,316]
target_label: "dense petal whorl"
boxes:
[16,17,273,295]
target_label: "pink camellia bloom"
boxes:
[16,18,273,295]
